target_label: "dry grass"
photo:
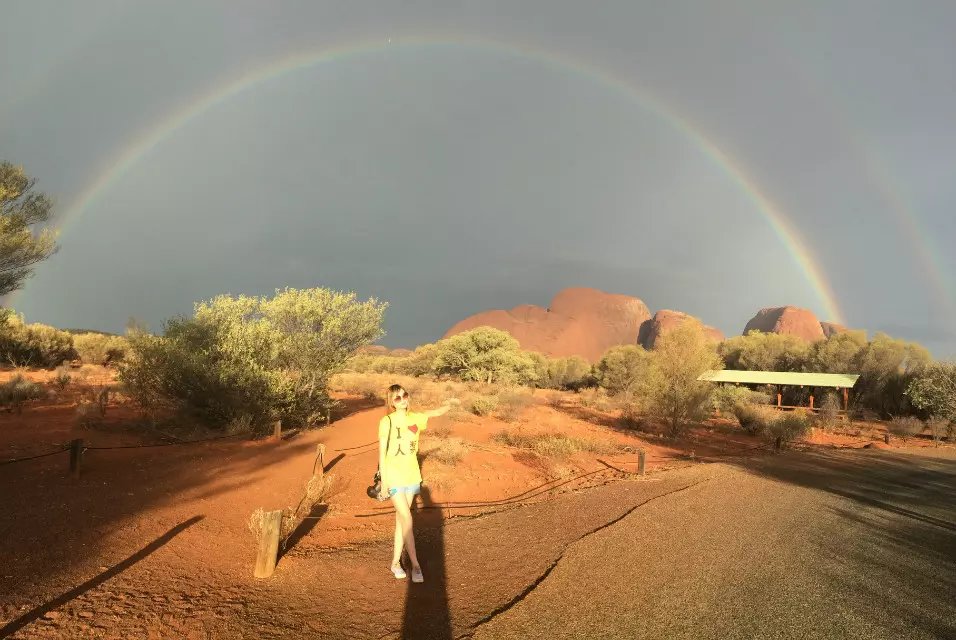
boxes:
[422,437,467,465]
[576,387,616,412]
[888,416,924,442]
[494,389,534,422]
[492,429,621,460]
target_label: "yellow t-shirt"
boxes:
[379,410,429,487]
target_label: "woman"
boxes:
[379,383,453,583]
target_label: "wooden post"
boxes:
[254,509,283,578]
[272,420,282,442]
[777,390,782,408]
[774,436,782,452]
[315,444,326,480]
[884,433,890,445]
[326,408,331,425]
[809,393,815,410]
[69,439,83,478]
[843,388,849,411]
[637,450,646,476]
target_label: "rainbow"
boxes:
[16,36,847,324]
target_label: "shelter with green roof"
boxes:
[697,370,860,410]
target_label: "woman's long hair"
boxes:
[384,383,408,415]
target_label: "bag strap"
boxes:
[377,415,393,472]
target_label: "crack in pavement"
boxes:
[455,478,711,639]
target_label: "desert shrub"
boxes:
[594,345,653,395]
[906,362,956,423]
[765,411,812,449]
[493,430,620,459]
[814,392,842,432]
[333,372,386,400]
[399,343,439,377]
[431,327,537,385]
[887,416,924,442]
[495,389,533,422]
[577,387,616,412]
[854,334,931,417]
[119,287,385,432]
[72,333,128,365]
[711,385,771,414]
[718,331,810,372]
[424,437,467,465]
[640,319,723,438]
[0,374,47,412]
[0,313,75,367]
[804,331,868,373]
[732,403,777,436]
[926,418,951,444]
[74,400,105,428]
[51,367,72,391]
[531,353,592,391]
[470,394,499,416]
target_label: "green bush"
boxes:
[719,331,810,372]
[887,416,924,442]
[431,327,537,385]
[711,385,771,414]
[0,374,47,412]
[470,394,499,416]
[118,287,385,431]
[733,403,777,436]
[906,362,956,423]
[814,392,842,432]
[532,354,593,391]
[49,366,71,390]
[0,313,75,367]
[765,411,812,448]
[594,345,653,395]
[72,333,128,365]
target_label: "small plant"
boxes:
[424,437,467,465]
[926,418,950,445]
[226,414,255,436]
[814,393,842,432]
[75,401,104,428]
[578,387,616,412]
[765,411,812,450]
[733,402,776,436]
[887,416,924,442]
[495,389,532,422]
[493,430,620,460]
[470,394,499,416]
[51,368,72,391]
[0,375,47,413]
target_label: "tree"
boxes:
[804,331,867,373]
[431,327,537,385]
[906,362,956,422]
[594,344,653,395]
[119,287,386,429]
[642,319,723,437]
[854,333,930,416]
[0,162,58,295]
[718,331,809,372]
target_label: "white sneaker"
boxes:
[391,564,406,579]
[411,567,424,583]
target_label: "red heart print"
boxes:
[408,424,419,434]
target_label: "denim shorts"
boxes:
[388,483,422,496]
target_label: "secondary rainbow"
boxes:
[25,36,847,324]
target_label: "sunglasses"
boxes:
[392,392,409,402]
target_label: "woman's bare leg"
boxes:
[391,507,404,569]
[391,492,420,570]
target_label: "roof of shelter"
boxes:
[697,370,860,388]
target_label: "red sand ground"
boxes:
[0,367,947,638]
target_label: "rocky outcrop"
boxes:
[442,287,652,363]
[638,310,725,349]
[820,322,849,338]
[743,306,826,342]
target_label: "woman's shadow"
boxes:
[401,485,452,639]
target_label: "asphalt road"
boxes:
[469,448,956,640]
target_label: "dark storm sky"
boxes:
[2,1,954,355]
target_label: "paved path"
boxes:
[470,448,956,640]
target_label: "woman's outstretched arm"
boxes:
[423,398,458,419]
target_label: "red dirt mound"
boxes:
[743,306,826,342]
[443,287,651,362]
[638,310,725,349]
